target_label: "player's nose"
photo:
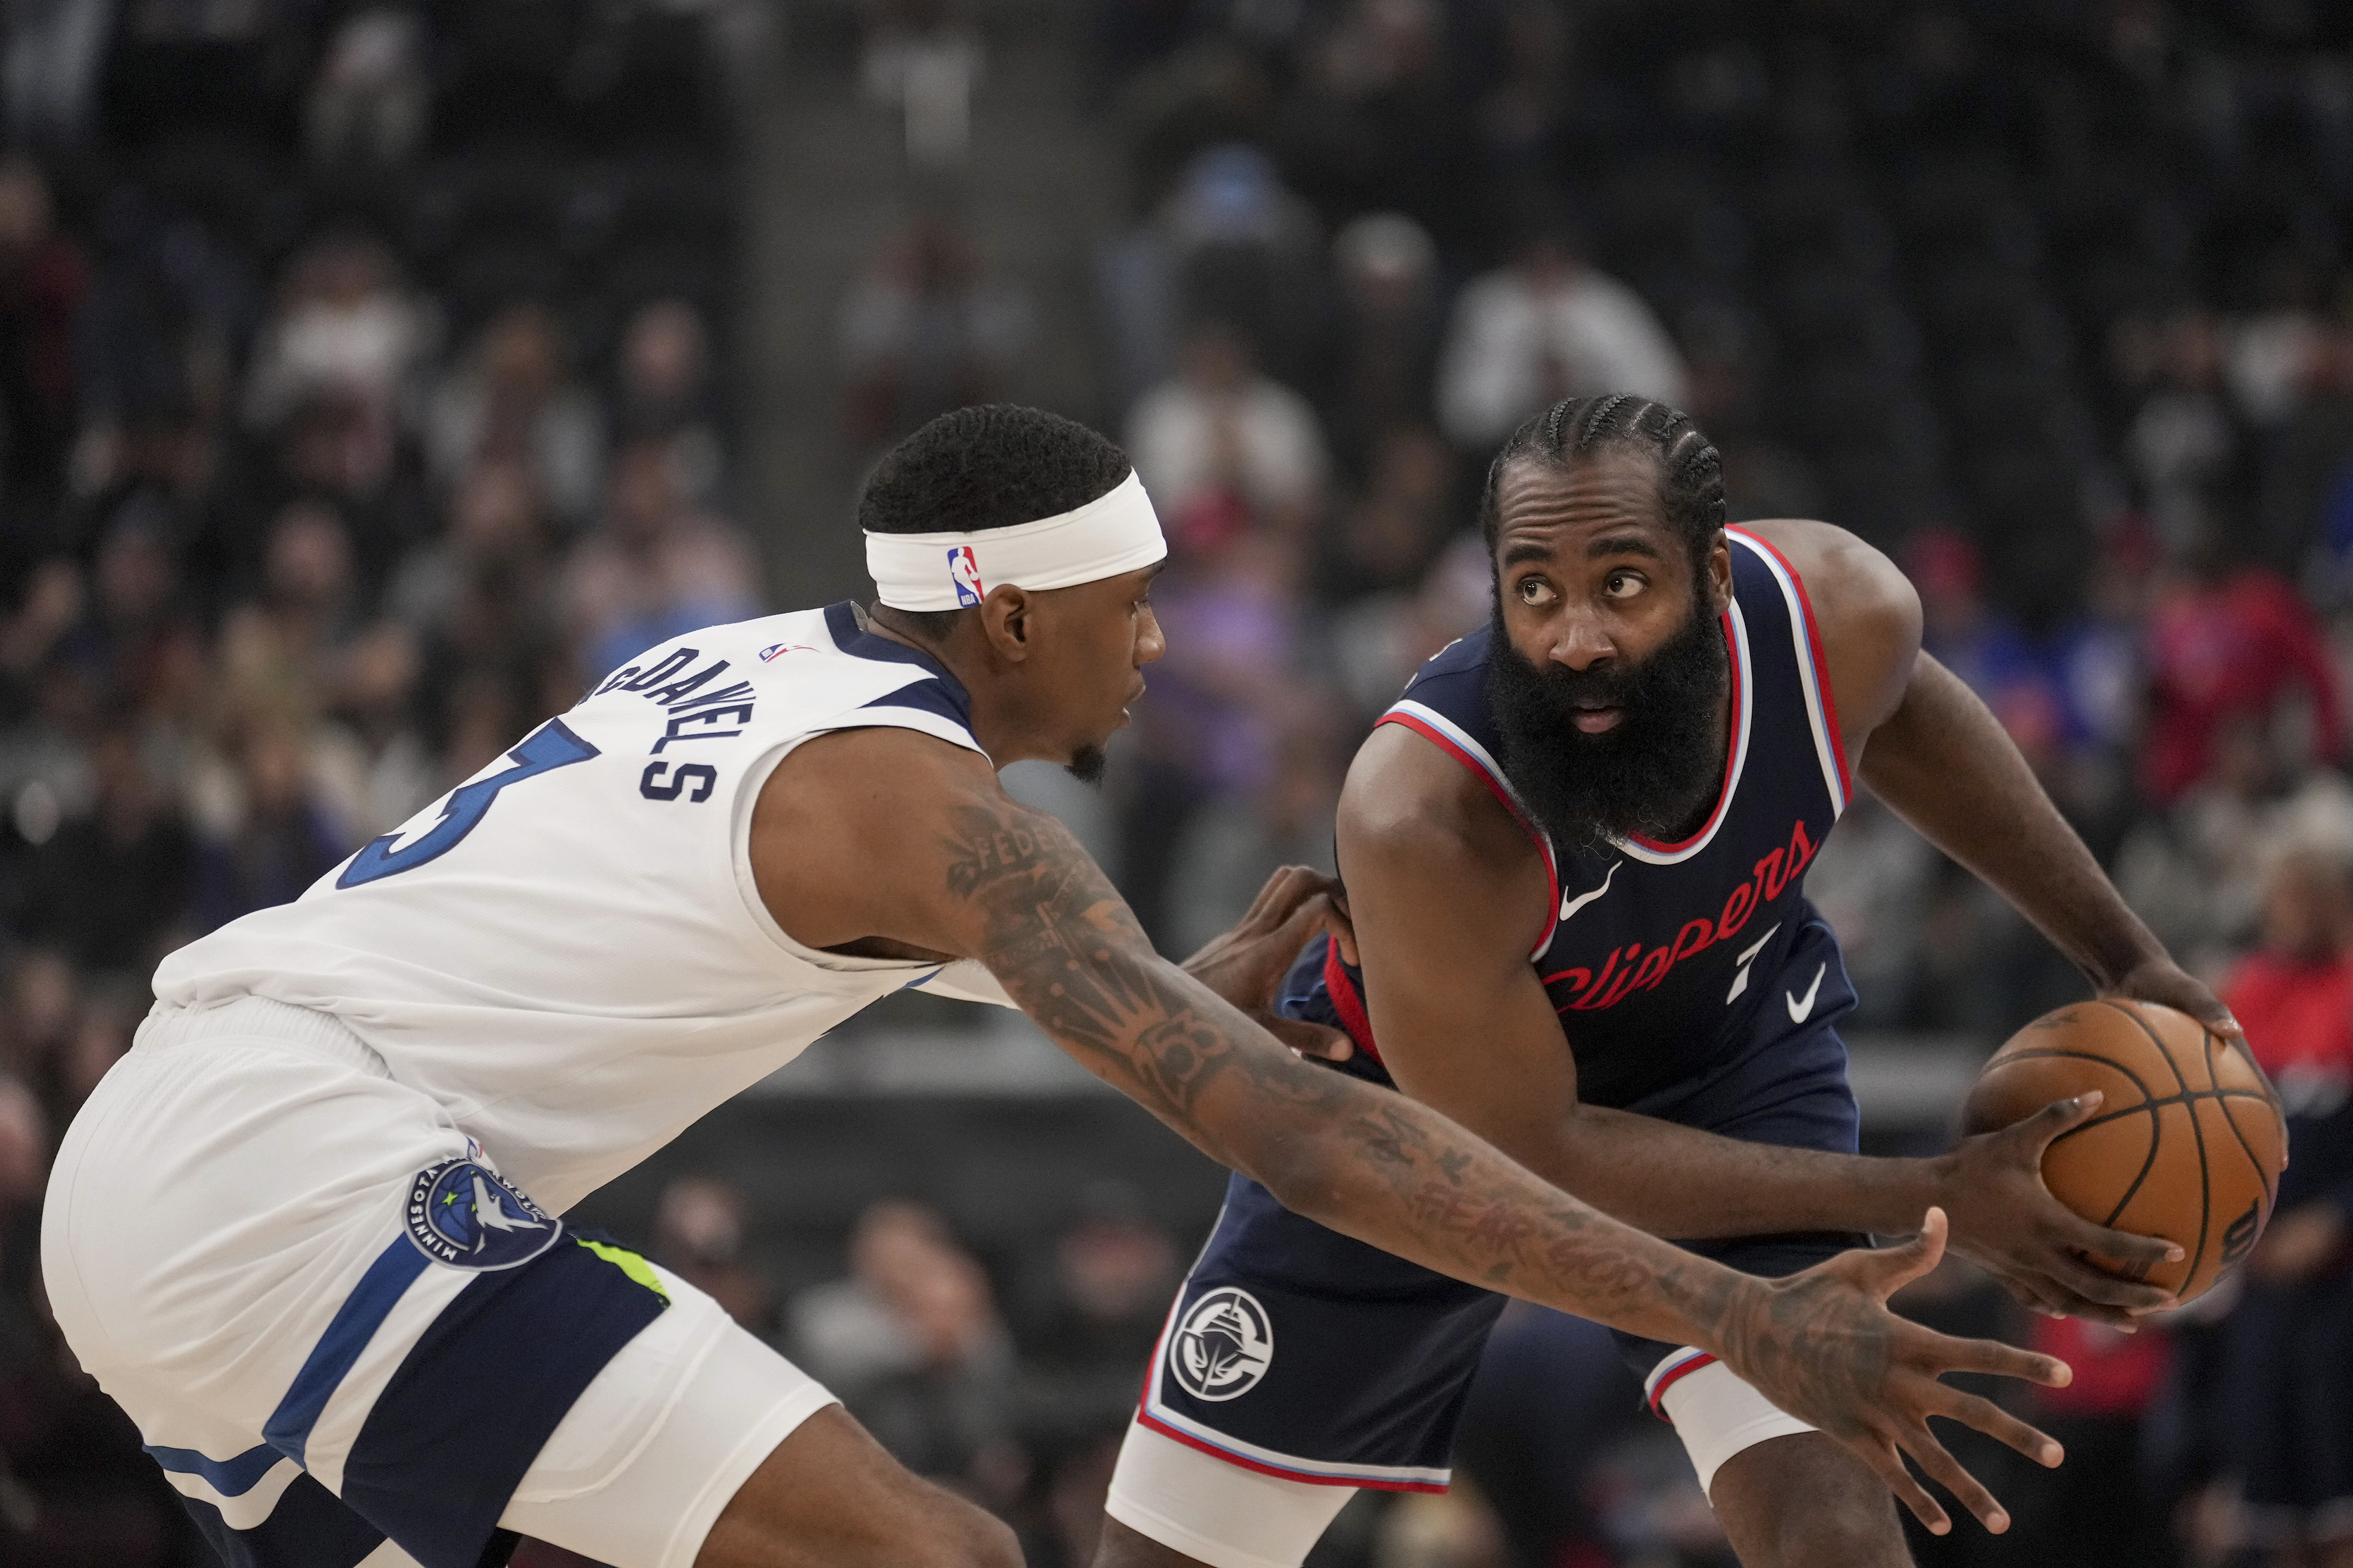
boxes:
[1135,605,1166,665]
[1547,612,1614,671]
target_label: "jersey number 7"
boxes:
[337,720,601,889]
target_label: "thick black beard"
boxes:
[1485,590,1730,851]
[1067,744,1109,786]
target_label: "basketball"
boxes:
[1962,998,2288,1305]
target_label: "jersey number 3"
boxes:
[338,720,601,888]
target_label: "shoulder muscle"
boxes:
[1739,518,1921,751]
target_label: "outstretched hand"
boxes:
[1718,1208,2072,1537]
[1180,866,1359,1060]
[1942,1091,2185,1325]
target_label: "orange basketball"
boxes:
[1961,998,2287,1304]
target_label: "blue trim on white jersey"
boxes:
[145,1439,285,1496]
[823,601,975,714]
[859,677,972,732]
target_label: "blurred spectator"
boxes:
[840,213,1031,448]
[58,502,192,707]
[189,711,348,931]
[2005,1314,2183,1567]
[390,455,563,761]
[425,301,603,529]
[561,435,762,686]
[1010,1182,1179,1431]
[1318,211,1442,471]
[2268,316,2353,592]
[1119,529,1308,943]
[1327,529,1488,721]
[1806,794,1939,1030]
[614,298,727,507]
[73,191,254,495]
[305,8,428,170]
[1436,202,1687,451]
[2123,310,2245,556]
[1126,320,1329,546]
[653,1175,776,1338]
[787,1198,1016,1485]
[1099,143,1325,408]
[1475,1,1575,181]
[2217,847,2353,1566]
[861,0,984,171]
[1279,0,1483,254]
[244,232,429,434]
[2229,251,2328,432]
[2140,531,2343,808]
[14,711,192,976]
[1319,422,1452,605]
[0,156,88,524]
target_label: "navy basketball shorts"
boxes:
[42,998,838,1568]
[1106,966,1865,1568]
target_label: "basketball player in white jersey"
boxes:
[46,407,2072,1568]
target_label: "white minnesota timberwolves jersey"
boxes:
[152,603,1017,1213]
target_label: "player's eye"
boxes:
[1603,570,1647,599]
[1515,575,1556,605]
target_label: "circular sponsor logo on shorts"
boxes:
[403,1158,560,1270]
[1169,1286,1274,1402]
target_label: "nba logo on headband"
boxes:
[948,546,984,607]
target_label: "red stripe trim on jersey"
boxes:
[1727,526,1851,801]
[1133,1410,1449,1493]
[1646,1351,1720,1420]
[1322,940,1383,1064]
[1622,609,1742,854]
[1375,711,1559,955]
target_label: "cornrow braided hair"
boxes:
[1478,395,1726,569]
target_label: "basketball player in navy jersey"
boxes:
[1095,396,2240,1568]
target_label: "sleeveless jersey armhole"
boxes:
[725,716,991,976]
[1725,528,1851,813]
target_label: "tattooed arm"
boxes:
[753,727,2072,1534]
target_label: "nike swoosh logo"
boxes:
[1559,861,1622,923]
[1786,962,1827,1023]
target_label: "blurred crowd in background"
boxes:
[2,0,2353,1566]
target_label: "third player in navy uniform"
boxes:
[1096,395,2245,1568]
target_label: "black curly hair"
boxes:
[859,405,1133,637]
[1478,395,1725,567]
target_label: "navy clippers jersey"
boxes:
[1306,528,1854,1109]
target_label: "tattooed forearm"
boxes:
[941,798,1859,1390]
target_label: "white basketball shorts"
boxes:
[41,997,838,1568]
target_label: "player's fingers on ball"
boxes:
[2025,1092,2102,1145]
[1932,1386,2065,1467]
[2048,1247,2179,1311]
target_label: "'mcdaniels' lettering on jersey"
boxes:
[592,647,762,805]
[1324,529,1853,1110]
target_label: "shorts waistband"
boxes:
[137,996,390,1079]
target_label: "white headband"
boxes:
[865,470,1168,612]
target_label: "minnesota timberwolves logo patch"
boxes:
[1169,1287,1273,1401]
[404,1158,560,1270]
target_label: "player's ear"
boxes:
[978,585,1034,661]
[1704,532,1733,613]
